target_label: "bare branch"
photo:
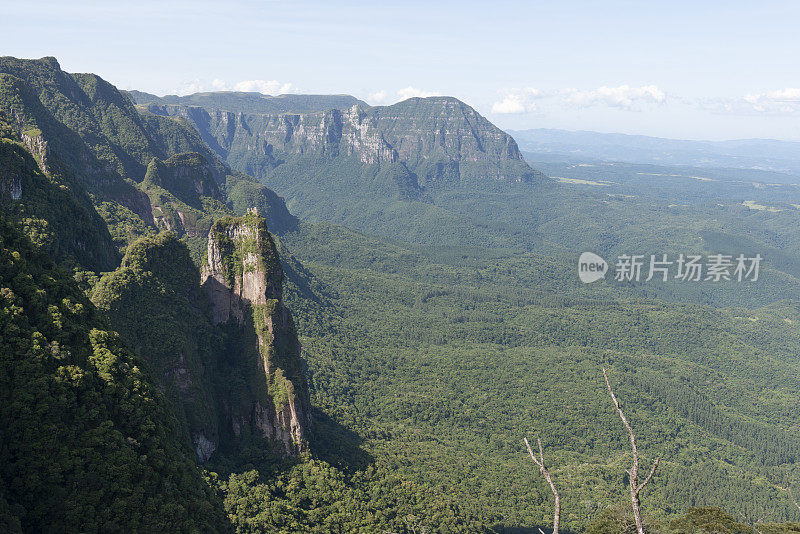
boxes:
[524,436,561,534]
[637,457,660,493]
[603,368,658,534]
[538,437,545,466]
[525,437,544,469]
[787,485,800,513]
[778,484,800,510]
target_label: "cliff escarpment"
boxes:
[132,92,549,244]
[142,96,544,191]
[202,210,310,453]
[93,212,311,461]
[0,56,298,264]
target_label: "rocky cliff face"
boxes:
[144,152,220,206]
[0,56,298,261]
[204,105,400,165]
[0,110,120,270]
[371,97,525,166]
[93,215,311,462]
[201,210,310,453]
[141,95,545,189]
[141,152,222,237]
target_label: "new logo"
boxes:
[578,252,608,283]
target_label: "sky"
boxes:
[2,0,800,140]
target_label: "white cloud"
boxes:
[367,90,388,105]
[491,84,666,114]
[173,78,295,96]
[397,86,441,100]
[232,79,294,94]
[696,89,800,115]
[174,79,205,96]
[743,88,800,113]
[491,88,543,114]
[563,85,666,110]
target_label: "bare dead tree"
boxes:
[524,436,560,534]
[402,514,428,534]
[755,504,776,526]
[778,482,800,515]
[603,368,660,534]
[789,487,800,514]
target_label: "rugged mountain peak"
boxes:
[201,211,310,452]
[372,96,527,169]
[132,91,544,192]
[202,210,284,322]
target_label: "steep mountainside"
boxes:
[0,56,296,263]
[1,58,481,532]
[132,91,547,246]
[93,212,310,461]
[137,94,542,190]
[0,110,118,270]
[0,213,228,532]
[202,211,310,452]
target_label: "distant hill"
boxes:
[128,90,366,115]
[130,92,543,188]
[510,127,800,175]
[129,90,547,245]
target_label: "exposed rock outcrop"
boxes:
[138,94,545,188]
[0,172,22,201]
[201,209,310,453]
[141,152,221,236]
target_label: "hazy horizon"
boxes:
[132,86,800,143]
[3,0,800,141]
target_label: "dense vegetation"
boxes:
[92,232,221,455]
[0,56,296,261]
[277,221,800,530]
[0,213,229,532]
[89,226,486,533]
[7,56,800,532]
[0,100,118,271]
[0,57,489,532]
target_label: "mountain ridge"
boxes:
[132,91,544,187]
[130,90,548,246]
[128,90,367,115]
[0,56,298,263]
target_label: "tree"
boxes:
[524,436,561,534]
[603,368,660,534]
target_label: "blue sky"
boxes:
[3,0,800,140]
